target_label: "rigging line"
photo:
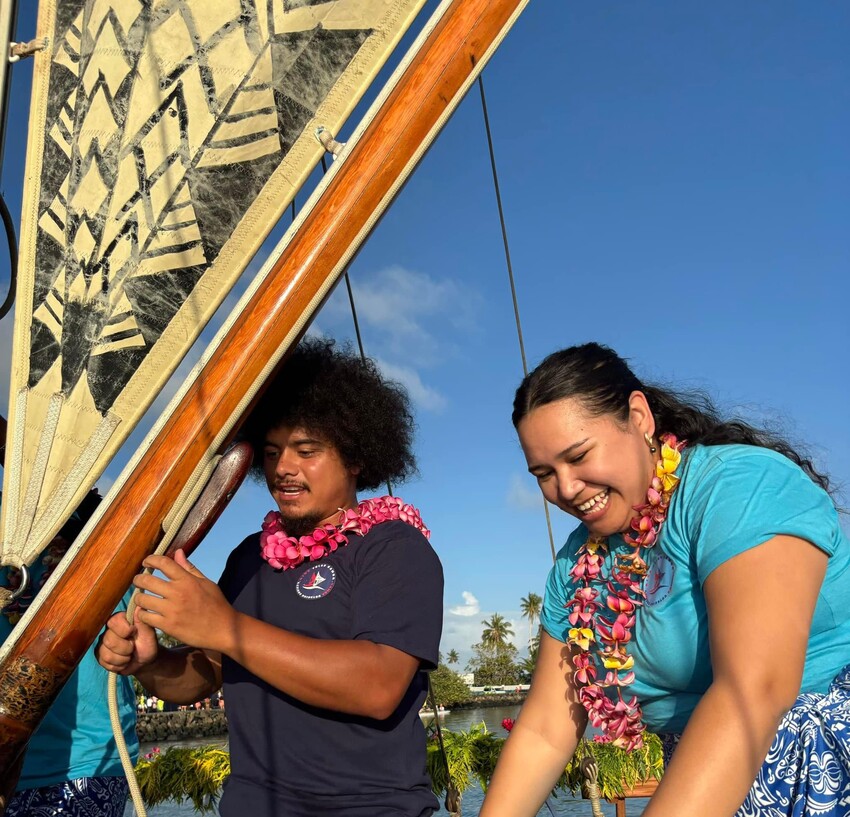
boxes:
[319,154,391,496]
[321,155,367,360]
[477,74,557,564]
[477,76,527,376]
[0,189,17,320]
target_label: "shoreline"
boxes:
[137,694,528,742]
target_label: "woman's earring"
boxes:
[644,432,657,454]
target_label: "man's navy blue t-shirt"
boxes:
[217,519,444,817]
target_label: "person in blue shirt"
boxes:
[482,342,849,817]
[0,489,138,817]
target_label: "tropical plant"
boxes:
[520,592,543,650]
[465,643,522,686]
[446,649,459,665]
[429,665,471,707]
[134,730,664,807]
[479,613,514,655]
[135,745,230,813]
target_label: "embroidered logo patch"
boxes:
[644,553,674,606]
[296,563,336,600]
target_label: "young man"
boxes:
[97,339,444,817]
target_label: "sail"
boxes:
[0,0,425,572]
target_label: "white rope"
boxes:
[0,390,30,573]
[107,453,222,817]
[107,671,146,816]
[13,393,64,552]
[27,411,120,556]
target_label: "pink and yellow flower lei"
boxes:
[260,495,430,570]
[567,433,686,751]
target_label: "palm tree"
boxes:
[447,649,459,665]
[520,592,543,650]
[480,613,514,654]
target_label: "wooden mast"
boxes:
[0,0,528,783]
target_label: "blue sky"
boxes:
[1,2,848,666]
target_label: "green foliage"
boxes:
[446,649,460,665]
[479,613,514,653]
[426,728,663,801]
[562,735,664,799]
[135,745,230,813]
[428,665,471,707]
[134,731,663,811]
[426,723,503,795]
[466,643,522,686]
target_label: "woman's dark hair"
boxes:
[512,342,831,492]
[244,337,417,491]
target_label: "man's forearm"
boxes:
[216,612,419,718]
[134,646,222,704]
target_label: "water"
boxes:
[127,704,648,816]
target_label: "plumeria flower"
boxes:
[606,590,636,614]
[261,496,429,570]
[572,653,598,685]
[501,718,515,732]
[568,627,595,650]
[602,650,634,671]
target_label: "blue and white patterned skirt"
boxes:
[6,776,129,817]
[662,664,850,816]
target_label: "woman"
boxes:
[481,343,850,817]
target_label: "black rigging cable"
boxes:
[477,74,558,564]
[0,189,18,320]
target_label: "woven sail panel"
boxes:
[1,0,424,566]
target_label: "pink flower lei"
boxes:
[567,433,686,751]
[260,495,430,571]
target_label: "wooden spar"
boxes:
[0,0,529,781]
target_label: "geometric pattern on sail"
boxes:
[1,0,426,568]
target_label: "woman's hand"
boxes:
[132,549,237,653]
[480,633,587,816]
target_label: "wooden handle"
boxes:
[163,442,254,560]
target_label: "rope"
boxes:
[108,455,221,817]
[8,38,47,62]
[579,755,607,817]
[427,673,462,816]
[476,75,557,564]
[0,190,17,320]
[108,671,146,815]
[478,75,608,817]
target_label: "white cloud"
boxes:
[375,358,447,413]
[324,265,480,367]
[507,473,542,511]
[449,590,480,617]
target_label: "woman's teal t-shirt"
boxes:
[540,444,850,734]
[0,584,139,789]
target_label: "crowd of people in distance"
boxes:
[136,692,225,713]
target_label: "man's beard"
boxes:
[278,510,325,538]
